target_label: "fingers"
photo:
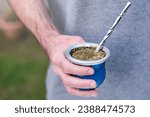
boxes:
[63,73,96,89]
[50,35,91,76]
[65,86,98,97]
[50,35,98,97]
[52,65,97,96]
[60,58,94,76]
[53,65,96,88]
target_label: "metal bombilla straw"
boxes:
[95,1,131,52]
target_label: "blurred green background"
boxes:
[0,30,48,100]
[0,1,49,99]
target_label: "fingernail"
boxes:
[87,69,94,75]
[90,81,96,88]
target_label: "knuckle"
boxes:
[77,69,82,75]
[62,66,69,74]
[63,78,69,85]
[76,36,82,39]
[70,66,79,75]
[76,36,83,41]
[50,55,58,65]
[67,88,74,95]
[58,61,64,69]
[72,36,83,43]
[50,55,55,62]
[76,67,84,75]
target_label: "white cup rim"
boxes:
[64,42,110,66]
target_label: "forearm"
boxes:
[8,0,59,53]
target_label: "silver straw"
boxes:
[95,1,131,52]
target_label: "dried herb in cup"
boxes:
[70,46,106,61]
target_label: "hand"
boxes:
[49,35,98,97]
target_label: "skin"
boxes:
[8,0,98,97]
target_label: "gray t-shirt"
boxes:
[46,0,150,99]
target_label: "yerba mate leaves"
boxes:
[70,46,106,61]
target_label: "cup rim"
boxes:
[64,42,110,66]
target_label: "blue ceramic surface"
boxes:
[77,63,106,90]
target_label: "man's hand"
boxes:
[49,35,98,97]
[8,0,98,97]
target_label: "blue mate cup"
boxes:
[65,43,110,90]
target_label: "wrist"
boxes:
[39,29,61,57]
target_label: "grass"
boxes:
[0,30,48,99]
